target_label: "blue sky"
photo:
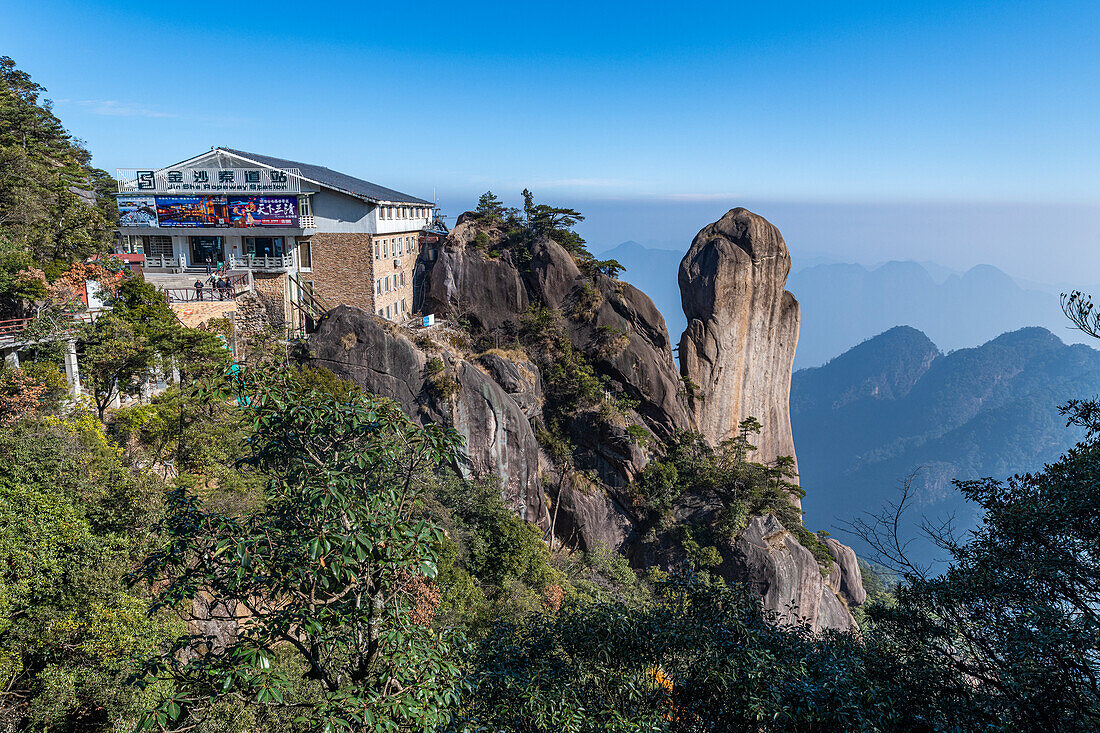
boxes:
[4,0,1099,280]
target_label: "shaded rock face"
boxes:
[679,208,800,477]
[553,477,636,554]
[310,306,548,526]
[580,279,691,441]
[474,352,543,420]
[722,515,857,632]
[450,360,546,521]
[422,246,530,336]
[825,537,866,607]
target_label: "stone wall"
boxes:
[234,291,273,339]
[251,272,288,330]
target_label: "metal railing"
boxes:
[0,312,94,347]
[163,287,243,303]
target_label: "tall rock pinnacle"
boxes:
[678,208,801,487]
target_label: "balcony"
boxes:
[230,253,295,271]
[144,254,188,269]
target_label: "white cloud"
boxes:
[56,99,178,118]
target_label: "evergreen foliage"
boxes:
[0,57,114,279]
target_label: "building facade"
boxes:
[115,147,434,328]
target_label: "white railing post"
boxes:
[64,340,81,398]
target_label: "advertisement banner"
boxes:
[227,196,298,227]
[117,196,159,227]
[148,196,299,228]
[155,196,223,227]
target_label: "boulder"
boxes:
[421,246,529,335]
[679,209,800,466]
[310,306,547,526]
[310,306,430,420]
[722,514,855,632]
[522,238,583,310]
[825,537,867,607]
[585,281,691,439]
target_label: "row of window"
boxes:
[379,298,409,320]
[376,271,407,295]
[379,205,429,221]
[374,235,415,260]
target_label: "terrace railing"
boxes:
[0,312,94,347]
[144,254,188,269]
[229,253,295,271]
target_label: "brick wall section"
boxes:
[369,230,419,321]
[308,232,376,311]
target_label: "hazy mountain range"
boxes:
[600,240,1092,369]
[792,325,1099,566]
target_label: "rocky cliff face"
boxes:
[309,209,863,631]
[310,306,549,525]
[679,208,801,478]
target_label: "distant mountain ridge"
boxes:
[601,240,1088,369]
[792,325,1100,565]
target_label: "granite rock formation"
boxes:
[724,514,862,632]
[309,209,865,631]
[422,221,690,441]
[679,208,801,479]
[310,306,548,524]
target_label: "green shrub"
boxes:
[567,281,603,321]
[585,542,637,586]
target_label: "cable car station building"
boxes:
[115,147,434,325]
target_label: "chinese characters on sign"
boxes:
[120,168,301,193]
[120,196,299,228]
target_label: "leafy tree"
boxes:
[521,188,534,225]
[80,312,155,420]
[0,414,171,730]
[724,416,762,464]
[453,573,958,732]
[130,367,467,732]
[580,257,625,280]
[426,473,565,630]
[851,402,1100,732]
